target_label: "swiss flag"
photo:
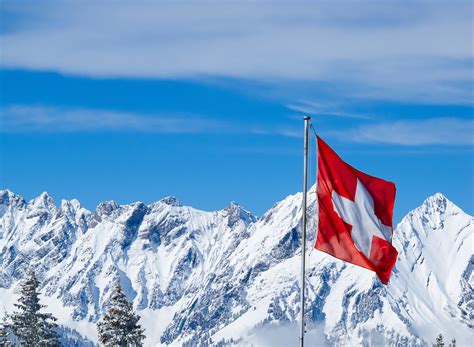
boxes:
[315,136,398,284]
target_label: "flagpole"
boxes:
[300,115,310,347]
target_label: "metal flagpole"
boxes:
[300,115,310,347]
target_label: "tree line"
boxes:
[0,272,145,346]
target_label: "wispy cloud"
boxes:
[1,1,472,104]
[0,105,302,138]
[286,101,371,119]
[0,105,229,134]
[329,118,474,146]
[3,106,472,147]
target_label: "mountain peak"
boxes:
[159,196,181,206]
[0,189,14,196]
[419,192,452,214]
[224,201,256,226]
[425,192,448,203]
[396,192,466,242]
[60,198,83,214]
[0,189,16,201]
[0,189,26,207]
[37,191,53,201]
[95,200,120,216]
[226,201,241,209]
[31,191,55,209]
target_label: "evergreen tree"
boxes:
[97,283,146,346]
[435,333,445,347]
[0,316,8,346]
[9,272,59,346]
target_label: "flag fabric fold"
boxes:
[315,136,398,284]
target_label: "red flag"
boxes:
[315,136,398,284]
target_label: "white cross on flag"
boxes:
[315,136,398,284]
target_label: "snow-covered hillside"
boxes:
[0,189,472,346]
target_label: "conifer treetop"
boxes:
[97,282,146,346]
[8,272,59,346]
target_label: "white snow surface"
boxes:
[0,188,472,346]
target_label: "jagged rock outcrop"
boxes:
[0,189,472,345]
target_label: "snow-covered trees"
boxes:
[97,283,145,346]
[435,334,445,347]
[8,272,59,346]
[434,334,457,347]
[0,317,9,346]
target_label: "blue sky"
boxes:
[0,1,473,223]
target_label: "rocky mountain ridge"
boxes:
[0,189,472,346]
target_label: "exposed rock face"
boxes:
[0,189,472,345]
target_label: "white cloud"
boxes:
[329,118,474,145]
[0,105,301,137]
[1,1,472,104]
[2,106,472,147]
[0,105,229,134]
[286,101,371,119]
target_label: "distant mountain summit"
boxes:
[0,189,472,345]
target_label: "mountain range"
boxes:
[0,188,472,346]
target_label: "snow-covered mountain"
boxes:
[0,189,472,346]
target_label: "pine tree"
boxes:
[97,283,146,346]
[9,272,59,346]
[0,316,8,346]
[435,333,445,347]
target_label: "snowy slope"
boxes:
[0,188,472,346]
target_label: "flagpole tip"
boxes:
[303,115,311,121]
